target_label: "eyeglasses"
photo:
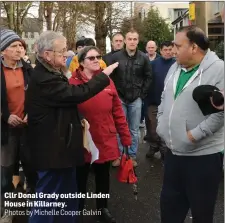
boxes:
[47,48,68,56]
[84,55,102,61]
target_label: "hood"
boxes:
[199,49,221,72]
[1,57,23,69]
[71,68,102,82]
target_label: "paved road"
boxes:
[84,134,224,223]
[12,131,224,223]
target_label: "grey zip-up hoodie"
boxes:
[156,50,224,156]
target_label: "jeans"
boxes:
[118,97,142,158]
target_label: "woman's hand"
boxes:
[81,119,90,130]
[102,62,119,76]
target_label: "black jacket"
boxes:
[110,49,152,103]
[103,50,121,66]
[27,59,110,170]
[1,59,33,145]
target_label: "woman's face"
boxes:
[81,49,101,72]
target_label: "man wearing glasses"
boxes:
[27,31,118,223]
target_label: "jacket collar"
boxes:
[123,48,138,58]
[36,55,62,75]
[1,57,23,69]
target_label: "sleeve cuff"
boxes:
[190,126,213,141]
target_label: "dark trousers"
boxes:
[161,150,223,223]
[148,105,167,159]
[143,99,151,139]
[1,128,38,195]
[29,168,78,223]
[76,162,110,210]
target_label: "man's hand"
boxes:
[81,119,90,130]
[102,62,119,76]
[8,115,23,127]
[210,91,224,110]
[187,131,196,143]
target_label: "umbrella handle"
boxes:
[122,146,129,157]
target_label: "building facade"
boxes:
[171,10,190,39]
[0,18,41,54]
[171,2,224,49]
[134,2,189,24]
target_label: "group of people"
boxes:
[0,24,224,223]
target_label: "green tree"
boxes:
[142,7,173,46]
[215,41,224,60]
[120,7,173,51]
[2,1,33,36]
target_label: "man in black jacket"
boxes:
[103,32,124,66]
[0,29,37,221]
[27,31,118,223]
[110,29,152,167]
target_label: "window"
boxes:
[168,8,173,20]
[143,9,146,18]
[212,2,223,15]
[208,27,224,35]
[30,32,34,38]
[180,21,183,28]
[25,32,28,38]
[139,12,142,19]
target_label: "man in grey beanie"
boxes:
[1,29,22,52]
[1,29,37,222]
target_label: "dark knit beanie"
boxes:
[0,29,21,51]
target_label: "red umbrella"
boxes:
[117,147,138,199]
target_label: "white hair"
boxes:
[36,31,66,56]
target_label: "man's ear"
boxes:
[192,43,198,54]
[1,50,6,56]
[43,51,51,61]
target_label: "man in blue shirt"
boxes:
[146,41,175,160]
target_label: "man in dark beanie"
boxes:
[66,39,86,69]
[157,26,224,223]
[75,39,85,54]
[1,29,37,222]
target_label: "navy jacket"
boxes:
[147,57,175,106]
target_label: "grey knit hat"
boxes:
[0,29,21,51]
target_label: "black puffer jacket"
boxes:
[103,49,121,66]
[110,49,152,103]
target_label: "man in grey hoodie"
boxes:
[157,26,224,223]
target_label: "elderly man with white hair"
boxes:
[27,31,119,223]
